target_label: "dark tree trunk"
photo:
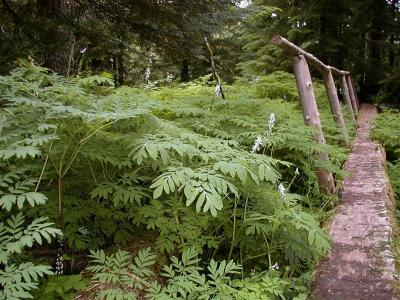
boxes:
[112,56,118,87]
[318,12,328,64]
[389,0,398,67]
[365,0,386,89]
[117,55,124,86]
[180,59,190,82]
[36,0,73,75]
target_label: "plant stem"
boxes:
[35,136,55,192]
[58,175,65,230]
[173,192,180,224]
[228,197,238,260]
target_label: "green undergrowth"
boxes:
[0,62,355,299]
[372,109,400,200]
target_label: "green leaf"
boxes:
[153,185,163,199]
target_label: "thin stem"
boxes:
[62,143,82,176]
[173,192,180,225]
[243,252,269,263]
[88,160,98,185]
[240,247,244,279]
[243,194,249,223]
[35,134,56,192]
[79,120,117,144]
[59,134,75,175]
[287,170,298,190]
[58,175,65,230]
[63,121,117,177]
[228,197,238,260]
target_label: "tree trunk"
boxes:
[389,0,398,67]
[365,0,386,89]
[117,55,124,86]
[36,0,73,75]
[112,56,118,87]
[292,55,335,194]
[180,59,190,82]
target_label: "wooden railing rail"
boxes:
[272,35,360,194]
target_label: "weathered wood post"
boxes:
[292,55,335,193]
[350,76,360,109]
[323,69,350,147]
[340,75,356,122]
[346,75,358,113]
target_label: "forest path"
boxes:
[312,104,398,299]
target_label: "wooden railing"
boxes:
[272,35,360,194]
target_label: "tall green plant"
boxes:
[0,65,63,299]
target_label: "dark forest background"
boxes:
[1,0,399,102]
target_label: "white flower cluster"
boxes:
[144,67,151,83]
[251,135,264,153]
[165,73,174,82]
[278,182,286,199]
[267,113,276,135]
[271,262,279,270]
[250,113,276,154]
[55,238,64,275]
[214,82,222,98]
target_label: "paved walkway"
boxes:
[312,104,397,299]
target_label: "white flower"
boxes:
[214,82,221,98]
[55,238,64,274]
[55,255,64,274]
[267,113,276,135]
[278,183,286,199]
[251,135,264,153]
[145,67,151,82]
[271,262,279,270]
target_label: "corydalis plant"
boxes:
[251,135,264,153]
[214,82,222,98]
[278,182,286,199]
[267,113,276,135]
[250,112,276,153]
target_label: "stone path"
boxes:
[312,104,398,299]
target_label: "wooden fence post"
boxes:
[350,76,360,109]
[340,75,356,122]
[323,69,349,147]
[346,75,358,113]
[292,55,335,193]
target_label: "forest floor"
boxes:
[311,104,398,299]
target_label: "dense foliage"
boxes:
[1,0,399,298]
[372,110,400,200]
[0,62,355,299]
[1,0,399,101]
